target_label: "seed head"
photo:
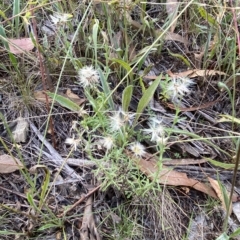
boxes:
[50,13,73,24]
[109,109,135,132]
[65,136,81,151]
[166,77,194,101]
[130,142,146,157]
[144,117,168,145]
[99,136,114,150]
[78,66,99,88]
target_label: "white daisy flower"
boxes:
[65,136,81,151]
[78,66,99,88]
[166,77,194,100]
[109,108,135,132]
[144,117,168,144]
[130,142,146,157]
[99,136,114,150]
[50,13,73,25]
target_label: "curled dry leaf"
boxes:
[208,177,238,212]
[12,117,29,143]
[0,154,24,173]
[65,89,85,105]
[145,69,226,80]
[8,38,34,54]
[127,151,218,198]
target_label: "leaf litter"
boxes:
[1,1,240,239]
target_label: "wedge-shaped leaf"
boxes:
[134,75,161,124]
[0,154,24,173]
[47,92,80,112]
[122,85,133,112]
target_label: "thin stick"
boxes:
[58,185,101,218]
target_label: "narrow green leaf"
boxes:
[27,192,38,210]
[207,158,235,170]
[216,232,229,240]
[198,6,217,27]
[0,231,23,235]
[47,92,80,112]
[38,223,60,231]
[0,25,18,70]
[218,114,240,124]
[111,58,133,81]
[122,85,133,112]
[134,75,161,124]
[39,166,50,209]
[92,19,99,66]
[0,25,9,50]
[98,67,115,110]
[167,49,190,67]
[13,0,20,37]
[230,228,240,238]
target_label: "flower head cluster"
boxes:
[166,77,194,101]
[130,142,146,157]
[109,108,135,132]
[65,135,81,151]
[78,66,99,88]
[50,13,73,25]
[144,117,168,145]
[98,136,114,150]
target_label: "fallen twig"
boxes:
[80,196,102,240]
[58,185,101,218]
[29,121,82,180]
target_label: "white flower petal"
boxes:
[130,142,146,157]
[78,66,99,88]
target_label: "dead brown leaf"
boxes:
[8,38,34,54]
[127,151,217,198]
[163,158,208,166]
[12,117,29,143]
[34,90,85,106]
[34,91,52,103]
[208,177,238,212]
[65,89,85,105]
[0,154,24,173]
[145,69,226,80]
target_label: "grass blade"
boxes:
[134,75,161,124]
[122,85,133,112]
